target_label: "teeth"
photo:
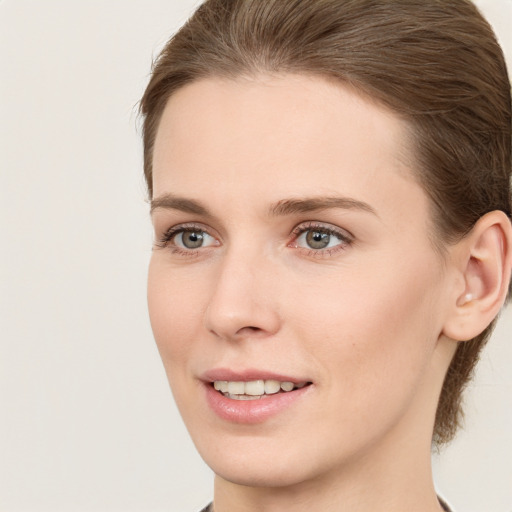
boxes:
[227,381,245,395]
[264,379,281,394]
[213,379,308,397]
[227,394,262,400]
[245,380,265,395]
[280,381,294,392]
[213,381,228,393]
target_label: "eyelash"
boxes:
[155,221,354,258]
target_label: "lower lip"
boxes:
[204,383,311,424]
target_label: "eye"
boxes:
[300,230,336,250]
[174,229,216,249]
[290,222,353,253]
[156,224,219,253]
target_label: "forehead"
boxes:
[152,73,423,220]
[153,73,409,167]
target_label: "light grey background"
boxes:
[0,1,510,511]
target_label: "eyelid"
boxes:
[291,221,354,240]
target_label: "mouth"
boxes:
[212,379,311,400]
[203,372,313,423]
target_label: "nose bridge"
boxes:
[204,242,280,340]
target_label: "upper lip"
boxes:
[201,368,311,383]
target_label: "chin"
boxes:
[211,459,313,489]
[193,431,329,489]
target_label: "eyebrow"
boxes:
[150,193,378,218]
[150,194,211,216]
[269,197,378,217]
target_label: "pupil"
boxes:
[306,230,330,249]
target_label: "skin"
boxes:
[148,74,462,512]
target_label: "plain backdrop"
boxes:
[0,1,511,511]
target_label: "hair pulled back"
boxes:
[140,0,512,444]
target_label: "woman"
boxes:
[140,1,512,511]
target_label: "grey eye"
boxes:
[174,229,217,249]
[180,230,205,249]
[305,230,331,249]
[294,225,350,252]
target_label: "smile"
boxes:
[213,379,309,400]
[204,374,313,423]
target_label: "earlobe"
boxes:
[442,210,512,342]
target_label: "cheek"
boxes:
[278,260,443,453]
[147,258,207,366]
[292,253,443,395]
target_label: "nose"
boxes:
[203,249,281,341]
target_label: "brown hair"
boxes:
[139,0,512,444]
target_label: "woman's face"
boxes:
[148,74,455,488]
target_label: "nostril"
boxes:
[234,325,265,337]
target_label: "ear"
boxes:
[442,210,512,342]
